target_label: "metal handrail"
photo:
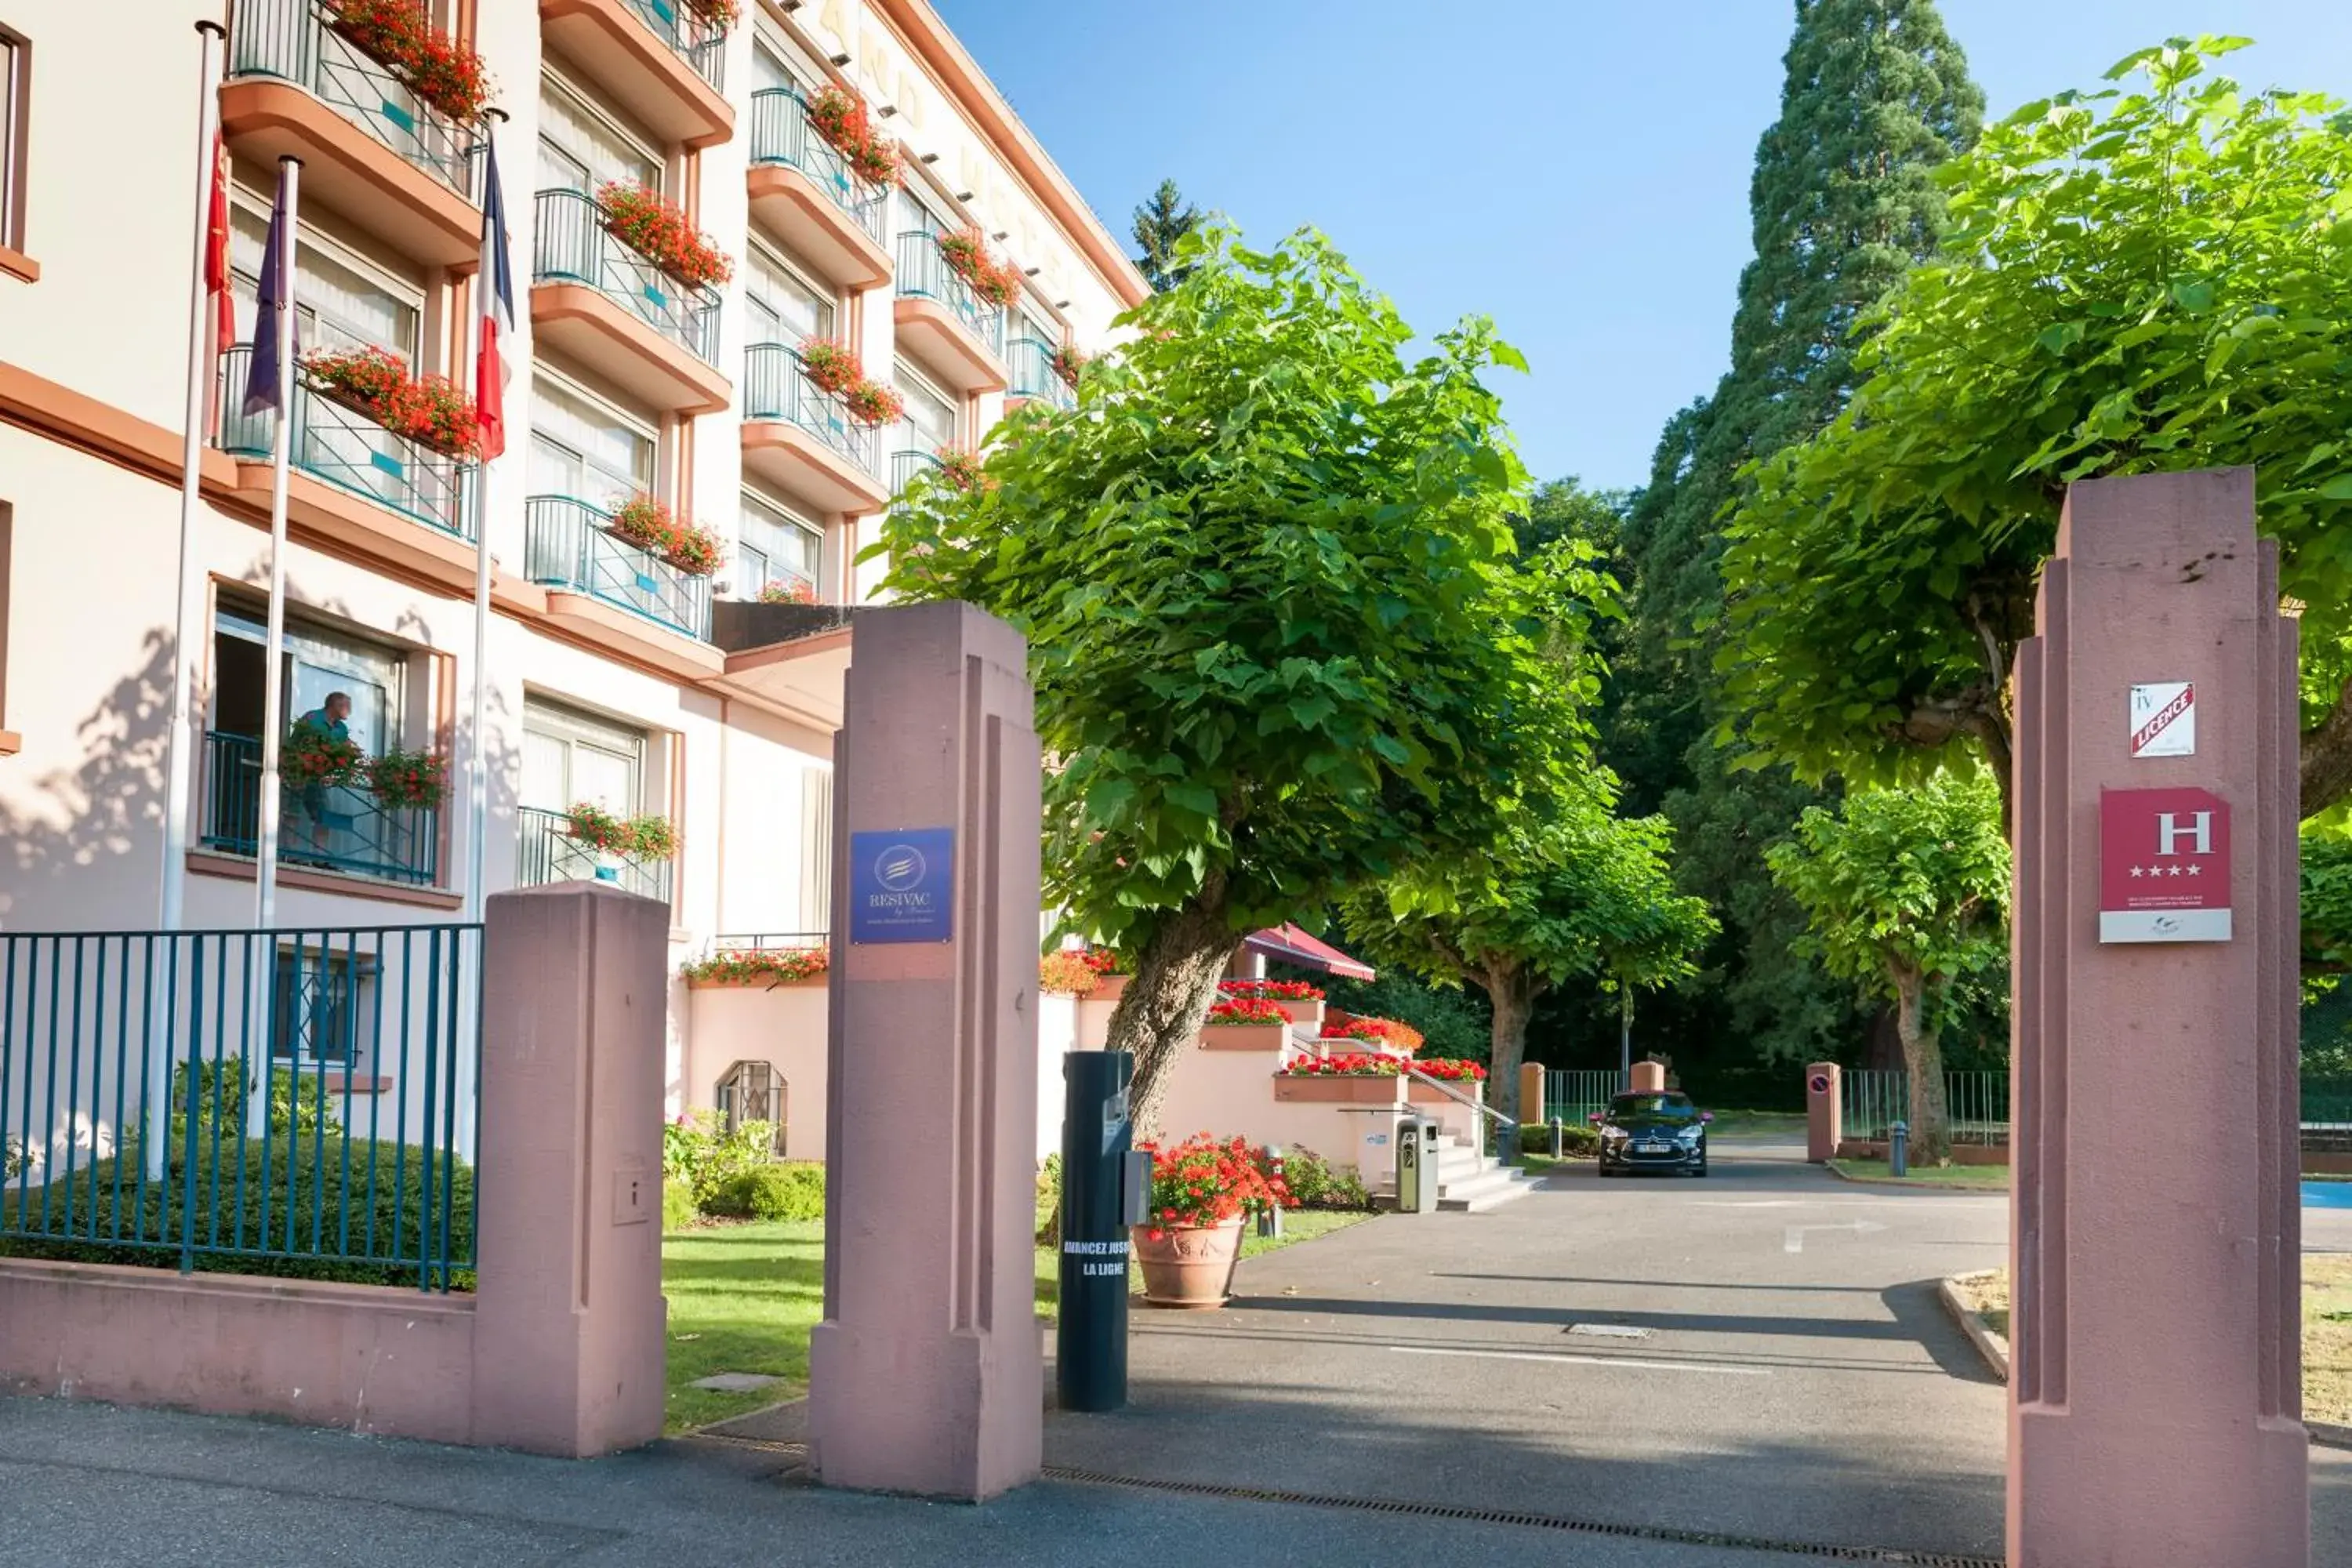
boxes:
[892,230,1007,356]
[619,0,727,90]
[1005,335,1075,408]
[531,187,724,364]
[523,494,714,641]
[227,0,484,198]
[514,805,673,905]
[742,343,881,475]
[707,931,827,953]
[747,89,887,242]
[201,731,442,887]
[216,346,474,540]
[1403,1063,1518,1165]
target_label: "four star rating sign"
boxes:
[2099,786,2230,943]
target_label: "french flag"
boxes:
[475,132,514,462]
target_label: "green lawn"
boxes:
[1700,1109,1809,1136]
[662,1207,1376,1433]
[1829,1156,2011,1189]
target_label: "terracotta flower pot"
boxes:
[1131,1218,1244,1308]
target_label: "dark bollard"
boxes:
[1058,1051,1142,1414]
[1889,1119,1909,1179]
[1551,1117,1564,1158]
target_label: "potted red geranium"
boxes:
[597,182,732,289]
[1079,947,1129,1002]
[1220,976,1326,1031]
[1131,1134,1292,1308]
[806,84,902,187]
[1049,341,1086,389]
[1321,1014,1424,1054]
[843,380,904,427]
[1200,994,1292,1052]
[800,337,862,397]
[1037,949,1099,998]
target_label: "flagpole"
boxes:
[161,19,224,934]
[151,17,223,1181]
[254,155,302,938]
[463,112,507,927]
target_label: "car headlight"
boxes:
[1600,1127,1628,1142]
[1676,1125,1704,1143]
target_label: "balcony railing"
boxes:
[736,544,818,604]
[620,0,727,93]
[524,495,714,640]
[1006,337,1076,409]
[742,344,881,476]
[515,805,673,904]
[746,89,889,244]
[532,188,723,365]
[227,0,483,200]
[217,347,474,540]
[891,449,942,500]
[200,732,443,888]
[895,232,1007,358]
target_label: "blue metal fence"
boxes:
[0,925,481,1290]
[742,343,881,475]
[201,731,441,887]
[217,347,474,539]
[894,230,1007,357]
[1542,1069,1620,1125]
[532,188,724,365]
[747,88,888,242]
[1841,1069,2010,1145]
[524,495,714,640]
[1005,336,1076,409]
[227,0,484,198]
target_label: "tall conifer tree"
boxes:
[1613,0,1984,1066]
[1131,179,1202,292]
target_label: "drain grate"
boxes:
[1039,1466,2006,1568]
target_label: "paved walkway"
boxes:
[2,1142,2346,1566]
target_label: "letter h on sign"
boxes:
[2156,811,2214,858]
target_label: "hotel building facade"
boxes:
[0,0,1145,1134]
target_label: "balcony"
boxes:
[516,804,673,904]
[1005,336,1076,411]
[891,448,942,501]
[741,345,891,514]
[222,0,485,269]
[525,492,716,652]
[531,188,730,415]
[893,233,1008,394]
[746,90,891,290]
[539,0,731,149]
[201,732,441,888]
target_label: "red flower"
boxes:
[1205,996,1292,1027]
[597,182,732,289]
[1219,978,1325,1002]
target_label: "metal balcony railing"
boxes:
[890,448,942,501]
[735,542,819,604]
[514,805,673,905]
[742,344,881,476]
[524,495,713,640]
[620,0,727,92]
[894,232,1007,358]
[200,731,443,887]
[216,346,474,540]
[532,188,723,365]
[227,0,484,199]
[747,89,888,245]
[1005,336,1076,408]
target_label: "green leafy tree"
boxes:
[1766,771,2009,1161]
[1131,178,1202,292]
[870,225,1609,1131]
[1342,802,1716,1120]
[1720,38,2352,820]
[1615,0,1983,1071]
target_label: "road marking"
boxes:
[1784,1221,1887,1253]
[1389,1346,1770,1377]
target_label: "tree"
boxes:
[1341,800,1716,1120]
[1614,0,1984,1072]
[869,225,1610,1131]
[1720,38,2352,822]
[1766,771,2008,1161]
[1131,178,1201,292]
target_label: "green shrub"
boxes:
[702,1160,826,1221]
[1035,1153,1062,1244]
[662,1178,699,1232]
[1280,1145,1373,1210]
[1519,1121,1599,1157]
[663,1109,777,1210]
[0,1131,475,1288]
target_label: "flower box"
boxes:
[1408,1079,1482,1106]
[807,85,902,187]
[302,347,481,460]
[682,946,828,989]
[609,495,724,576]
[328,0,495,125]
[1274,1075,1408,1105]
[597,182,731,290]
[1198,1022,1289,1052]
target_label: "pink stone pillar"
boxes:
[470,884,668,1457]
[809,602,1043,1500]
[1805,1062,1841,1163]
[1628,1061,1665,1094]
[2009,469,2306,1566]
[1519,1062,1545,1126]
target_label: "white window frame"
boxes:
[227,185,426,365]
[744,238,837,347]
[538,70,664,197]
[528,367,661,507]
[893,358,961,452]
[0,30,26,253]
[738,488,826,598]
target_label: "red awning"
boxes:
[1243,924,1375,981]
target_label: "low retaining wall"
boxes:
[0,1257,477,1441]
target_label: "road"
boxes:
[1045,1135,2352,1565]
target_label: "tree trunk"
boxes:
[1107,894,1242,1138]
[1478,961,1546,1123]
[1889,962,1951,1163]
[2301,676,2352,819]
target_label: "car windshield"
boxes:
[1609,1094,1696,1120]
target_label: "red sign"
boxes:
[2099,786,2230,943]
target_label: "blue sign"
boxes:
[848,828,955,944]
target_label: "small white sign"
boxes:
[2129,681,2194,758]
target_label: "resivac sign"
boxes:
[848,827,955,944]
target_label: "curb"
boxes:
[1825,1163,2011,1195]
[1933,1272,2352,1453]
[1936,1272,2010,1384]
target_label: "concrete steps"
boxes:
[1370,1136,1544,1214]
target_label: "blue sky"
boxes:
[931,1,2352,493]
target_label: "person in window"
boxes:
[289,691,354,855]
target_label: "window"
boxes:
[895,364,958,454]
[0,29,25,256]
[229,198,421,364]
[529,375,655,510]
[520,698,646,816]
[538,77,660,196]
[714,1060,787,1157]
[1016,308,1058,350]
[750,38,796,97]
[738,491,823,598]
[898,183,947,240]
[744,241,833,348]
[270,945,372,1065]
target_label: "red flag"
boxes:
[205,135,233,352]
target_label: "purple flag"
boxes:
[242,164,296,416]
